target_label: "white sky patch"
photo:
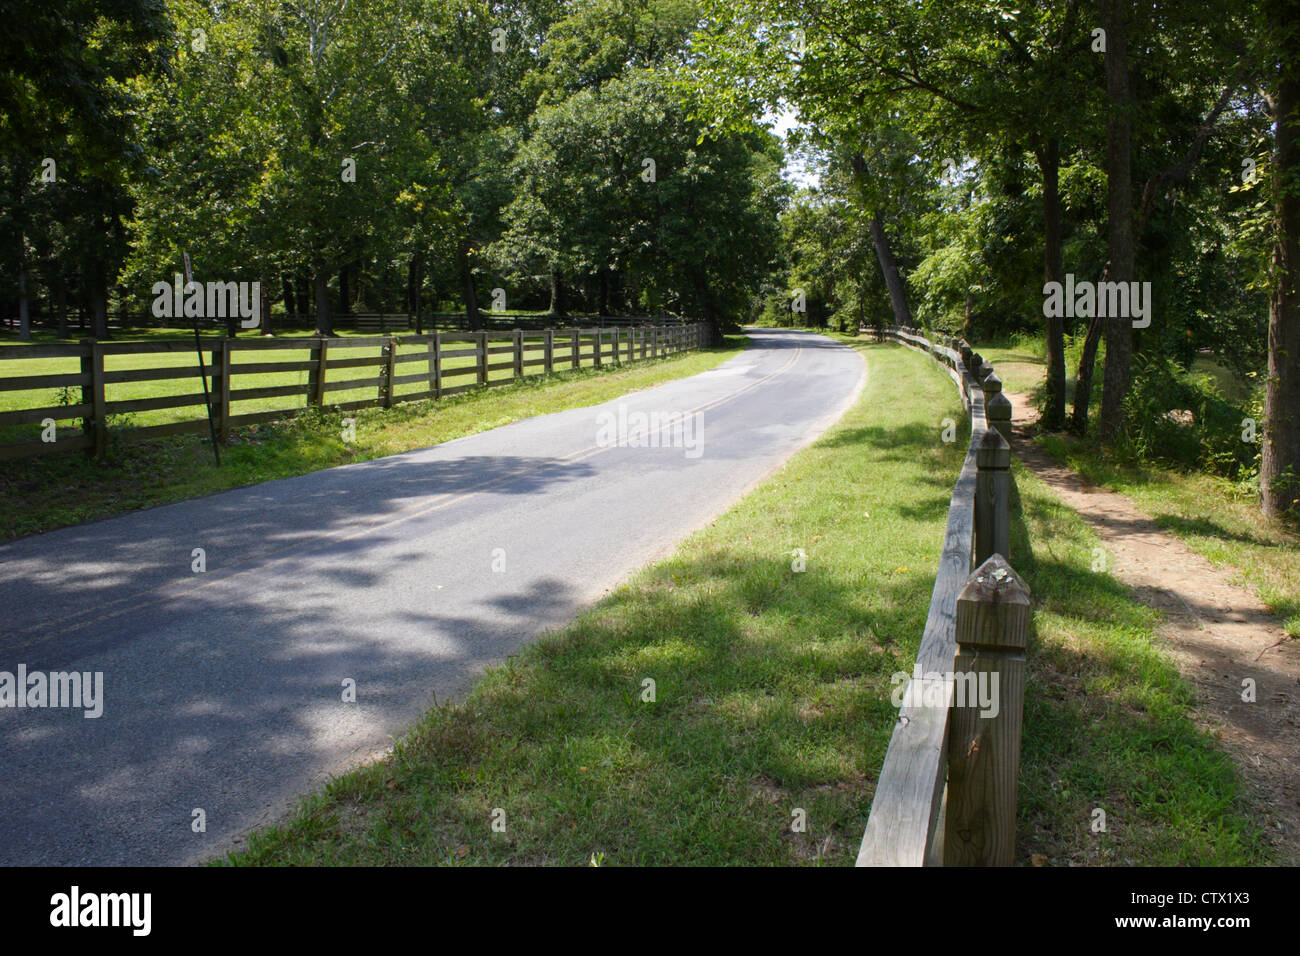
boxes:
[763,107,820,189]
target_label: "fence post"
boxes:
[308,338,329,407]
[513,328,523,379]
[211,340,231,444]
[593,329,602,368]
[477,331,488,386]
[653,327,659,359]
[80,339,106,459]
[429,334,442,399]
[544,329,554,374]
[572,330,580,369]
[974,428,1011,567]
[960,344,973,371]
[380,336,396,408]
[612,328,620,364]
[982,373,1013,443]
[944,554,1030,866]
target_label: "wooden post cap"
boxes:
[976,426,1011,469]
[955,555,1031,651]
[986,391,1012,417]
[982,372,1003,393]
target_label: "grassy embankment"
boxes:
[226,336,1266,866]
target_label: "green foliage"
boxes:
[1118,353,1261,480]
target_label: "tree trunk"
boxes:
[312,270,332,336]
[339,264,351,314]
[282,276,297,319]
[1070,314,1104,434]
[1100,0,1136,443]
[598,269,611,316]
[17,265,30,340]
[548,267,566,317]
[1035,139,1067,430]
[260,284,272,335]
[1262,0,1300,518]
[461,242,481,331]
[408,255,424,334]
[89,260,108,338]
[868,212,913,327]
[692,272,722,345]
[297,276,310,324]
[52,271,67,339]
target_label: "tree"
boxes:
[1261,0,1300,518]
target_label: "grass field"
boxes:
[979,341,1300,638]
[224,336,1265,866]
[0,334,743,542]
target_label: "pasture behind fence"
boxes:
[0,323,703,461]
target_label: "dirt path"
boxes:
[1003,387,1300,864]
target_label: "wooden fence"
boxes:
[0,323,702,461]
[856,324,1031,867]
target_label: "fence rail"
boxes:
[0,323,702,461]
[2,311,691,336]
[856,324,1030,867]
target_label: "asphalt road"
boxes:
[0,328,865,865]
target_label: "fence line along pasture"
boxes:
[0,323,703,461]
[856,324,1031,867]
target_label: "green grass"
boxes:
[223,337,1265,866]
[981,342,1300,638]
[0,335,744,542]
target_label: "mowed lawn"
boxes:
[226,338,1265,867]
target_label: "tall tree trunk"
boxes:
[282,276,297,318]
[89,259,108,339]
[598,269,611,316]
[1262,0,1300,518]
[52,271,68,339]
[260,283,272,335]
[339,264,351,314]
[1035,139,1067,430]
[17,264,30,340]
[868,212,913,327]
[297,276,310,325]
[1070,314,1104,434]
[692,272,721,345]
[312,270,332,336]
[1100,0,1136,443]
[460,242,481,331]
[548,267,566,317]
[408,255,424,334]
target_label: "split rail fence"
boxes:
[856,324,1032,867]
[0,323,702,461]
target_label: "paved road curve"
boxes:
[0,329,864,865]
